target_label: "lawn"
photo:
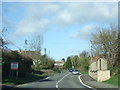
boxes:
[2,73,48,85]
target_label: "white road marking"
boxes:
[78,75,97,90]
[45,77,50,79]
[56,73,70,88]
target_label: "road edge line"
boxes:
[78,75,97,90]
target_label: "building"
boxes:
[89,56,110,82]
[54,61,64,69]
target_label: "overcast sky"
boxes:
[2,2,118,60]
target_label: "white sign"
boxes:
[11,62,18,70]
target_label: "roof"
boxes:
[55,61,64,63]
[18,50,41,60]
[90,55,107,64]
[90,56,100,64]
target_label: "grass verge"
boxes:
[103,72,120,87]
[2,73,48,85]
[80,72,88,74]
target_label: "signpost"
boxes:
[11,62,18,70]
[10,62,18,78]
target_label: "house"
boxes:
[54,61,64,69]
[89,56,110,82]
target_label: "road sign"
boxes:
[11,62,18,70]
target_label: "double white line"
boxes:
[56,73,70,88]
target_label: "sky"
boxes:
[2,2,118,61]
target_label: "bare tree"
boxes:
[0,28,11,49]
[28,34,43,71]
[90,25,118,68]
[79,50,89,58]
[29,35,43,53]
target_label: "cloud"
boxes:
[66,49,80,53]
[15,19,50,36]
[55,3,117,26]
[10,2,117,36]
[14,3,60,36]
[70,24,96,40]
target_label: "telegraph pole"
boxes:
[90,41,93,59]
[25,40,28,56]
[45,48,46,55]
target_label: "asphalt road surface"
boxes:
[12,70,92,90]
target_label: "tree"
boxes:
[79,51,89,58]
[62,58,65,62]
[0,28,11,49]
[64,57,72,69]
[90,25,118,68]
[71,55,79,68]
[40,55,55,70]
[2,51,33,77]
[79,57,90,72]
[29,34,43,54]
[29,35,43,71]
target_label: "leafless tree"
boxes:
[90,25,118,68]
[28,34,43,71]
[0,28,11,49]
[29,34,43,53]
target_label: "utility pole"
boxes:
[25,40,28,55]
[90,41,93,59]
[45,48,46,55]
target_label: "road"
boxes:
[12,70,92,90]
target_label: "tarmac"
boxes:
[1,74,120,90]
[80,74,120,90]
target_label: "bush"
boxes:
[2,51,33,78]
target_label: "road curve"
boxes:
[13,70,91,90]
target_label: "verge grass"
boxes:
[2,73,48,85]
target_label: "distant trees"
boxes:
[79,50,89,58]
[40,55,55,70]
[71,55,79,68]
[90,25,119,69]
[62,58,65,62]
[64,57,72,69]
[64,51,90,72]
[78,56,90,72]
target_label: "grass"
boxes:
[2,73,48,85]
[103,72,120,87]
[80,72,88,74]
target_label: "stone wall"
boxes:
[89,70,97,80]
[89,58,110,82]
[100,58,108,70]
[97,70,110,82]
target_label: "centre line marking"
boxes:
[56,73,70,89]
